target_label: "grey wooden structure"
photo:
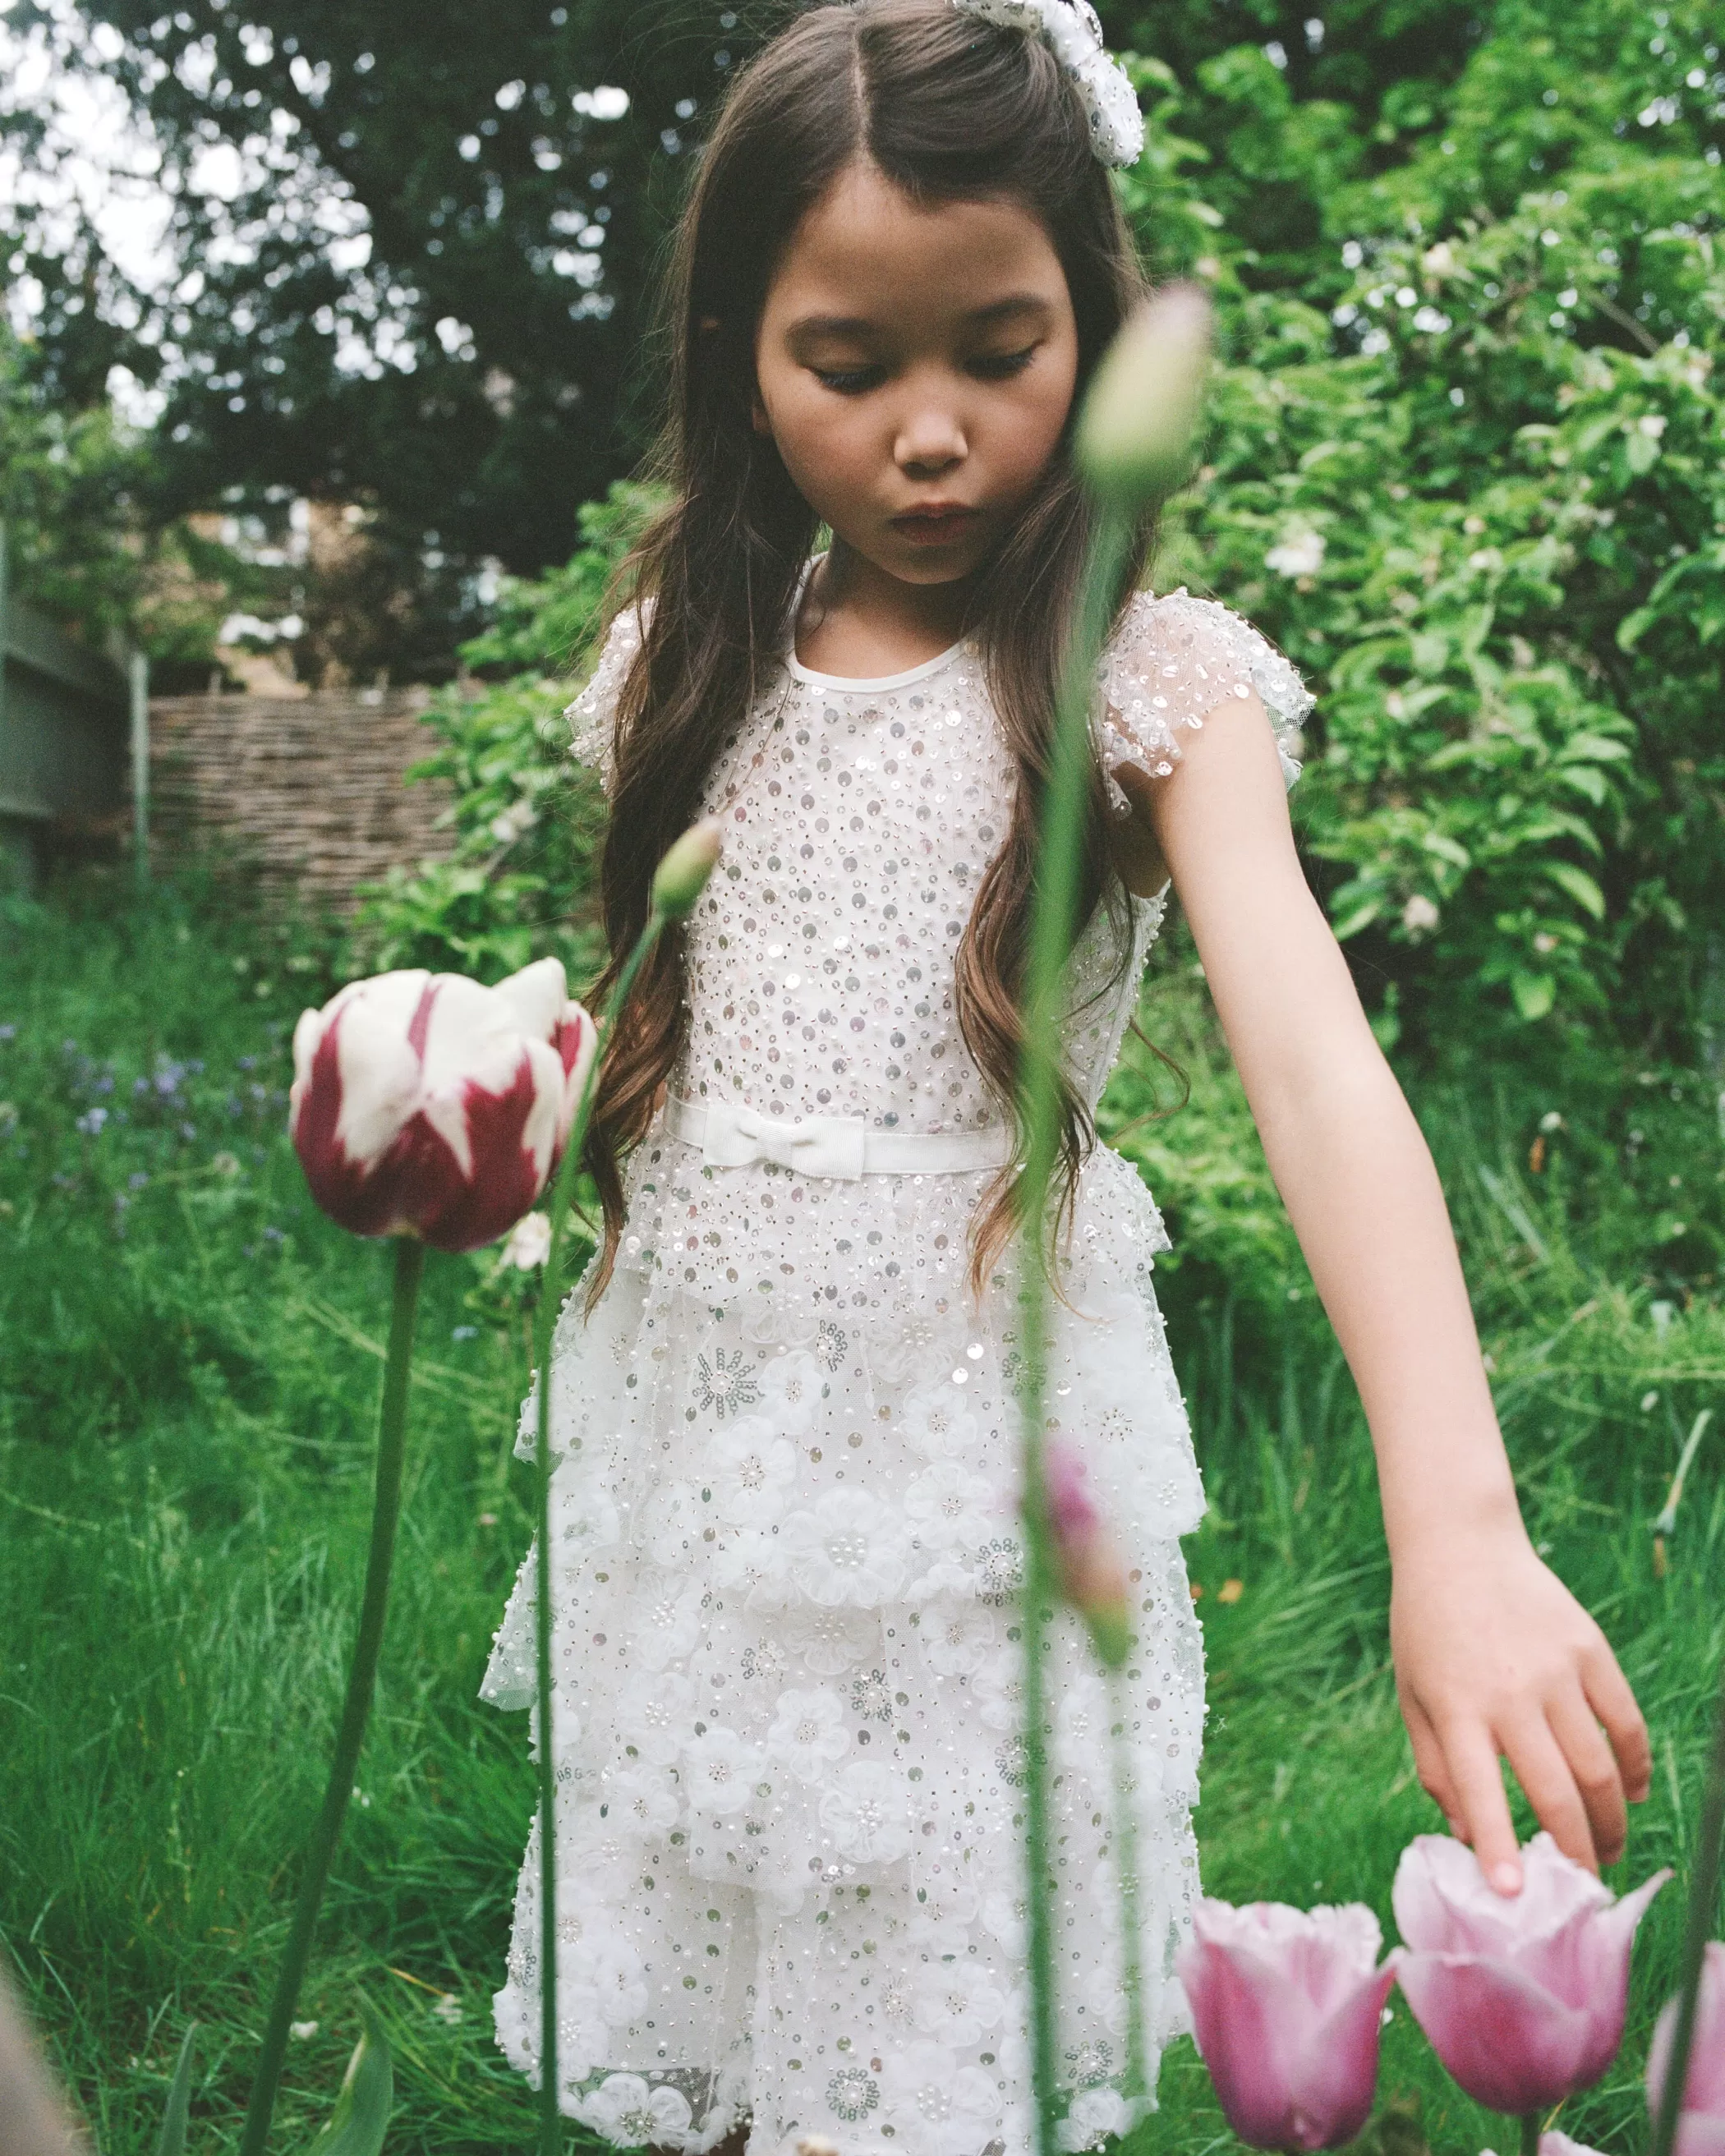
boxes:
[0,519,140,890]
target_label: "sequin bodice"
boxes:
[677,640,1152,1135]
[568,584,1310,1138]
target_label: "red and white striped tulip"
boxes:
[1177,1898,1400,2151]
[290,958,596,1253]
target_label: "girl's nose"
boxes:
[895,405,968,478]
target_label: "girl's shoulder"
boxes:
[564,596,656,792]
[1098,588,1313,801]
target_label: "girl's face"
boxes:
[752,159,1081,588]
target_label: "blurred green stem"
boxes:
[1650,1652,1725,2156]
[530,906,667,2156]
[1520,2112,1540,2156]
[238,1234,426,2156]
[1015,502,1132,2156]
[1108,1673,1149,2107]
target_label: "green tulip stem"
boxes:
[530,903,669,2156]
[1014,501,1133,2156]
[1520,2112,1542,2156]
[238,1232,426,2156]
[1650,1651,1725,2156]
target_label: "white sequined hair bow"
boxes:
[951,0,1144,168]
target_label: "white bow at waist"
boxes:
[663,1095,1012,1180]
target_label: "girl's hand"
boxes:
[1389,1520,1652,1891]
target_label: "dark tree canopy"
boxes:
[2,0,1719,678]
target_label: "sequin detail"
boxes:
[490,586,1308,2154]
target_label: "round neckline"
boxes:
[785,554,968,693]
[785,639,967,693]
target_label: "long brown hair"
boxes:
[585,0,1153,1303]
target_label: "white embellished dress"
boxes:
[481,586,1310,2156]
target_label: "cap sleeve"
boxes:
[564,599,651,793]
[1096,588,1313,811]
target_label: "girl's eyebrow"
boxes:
[785,293,1055,342]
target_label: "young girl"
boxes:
[481,4,1651,2149]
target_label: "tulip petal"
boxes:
[1396,1951,1594,2112]
[1181,1903,1394,2151]
[493,955,570,1041]
[1647,1942,1725,2138]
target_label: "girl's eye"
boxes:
[970,345,1039,379]
[813,365,886,395]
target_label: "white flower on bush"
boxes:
[782,1601,880,1676]
[1059,2085,1134,2152]
[1636,412,1667,438]
[683,1726,766,1817]
[917,1597,1004,1677]
[1401,893,1441,937]
[754,1348,823,1437]
[879,2041,1000,2156]
[904,1460,1003,1552]
[578,2073,693,2148]
[617,1673,695,1766]
[706,1415,799,1527]
[767,1685,853,1781]
[781,1490,908,1607]
[899,1376,983,1460]
[912,1957,1008,2047]
[1265,527,1325,578]
[818,1759,913,1864]
[499,1208,551,1270]
[632,1572,706,1672]
[603,1760,680,1837]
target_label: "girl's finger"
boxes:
[1499,1713,1599,1874]
[1580,1639,1653,1802]
[1439,1719,1523,1891]
[1545,1684,1629,1868]
[1401,1692,1465,1833]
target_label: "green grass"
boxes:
[0,872,1718,2155]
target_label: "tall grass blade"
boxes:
[152,2021,199,2156]
[301,2000,393,2156]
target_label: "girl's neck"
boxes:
[795,540,972,680]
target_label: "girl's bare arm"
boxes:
[1116,694,1651,1891]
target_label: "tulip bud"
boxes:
[1040,1441,1132,1667]
[1392,1832,1670,2115]
[1177,1898,1399,2150]
[1645,1941,1725,2154]
[290,958,597,1253]
[1074,283,1213,512]
[651,819,724,921]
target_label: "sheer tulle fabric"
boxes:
[482,589,1309,2155]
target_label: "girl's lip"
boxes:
[891,508,981,545]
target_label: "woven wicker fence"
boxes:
[148,687,455,913]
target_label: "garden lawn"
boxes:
[0,873,1718,2156]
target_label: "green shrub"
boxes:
[343,483,661,986]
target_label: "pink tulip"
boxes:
[1646,1942,1725,2155]
[290,958,596,1253]
[1177,1898,1399,2150]
[1393,1832,1669,2113]
[1040,1441,1132,1666]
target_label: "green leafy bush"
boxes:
[344,485,660,986]
[1118,19,1725,1064]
